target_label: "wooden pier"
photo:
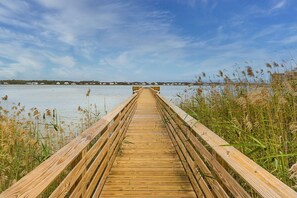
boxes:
[1,87,297,197]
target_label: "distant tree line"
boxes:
[0,79,269,86]
[0,80,195,85]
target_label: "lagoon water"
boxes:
[0,85,195,122]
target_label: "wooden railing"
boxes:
[152,88,297,198]
[0,90,139,198]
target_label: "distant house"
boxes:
[40,83,45,85]
[64,82,69,85]
[26,82,38,85]
[3,82,8,85]
[71,83,76,85]
[56,82,61,85]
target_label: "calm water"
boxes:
[0,85,194,122]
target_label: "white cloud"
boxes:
[271,0,286,10]
[34,1,128,45]
[33,0,71,9]
[177,0,209,7]
[50,56,76,68]
[0,0,36,30]
[271,35,297,45]
[0,27,39,45]
[0,0,30,14]
[0,56,43,79]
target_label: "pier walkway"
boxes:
[1,87,297,198]
[101,89,196,197]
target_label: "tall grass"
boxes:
[180,63,297,187]
[0,89,100,192]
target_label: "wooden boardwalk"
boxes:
[101,89,196,197]
[2,87,297,198]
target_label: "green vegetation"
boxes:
[0,90,100,192]
[180,63,297,188]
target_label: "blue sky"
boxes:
[0,0,296,81]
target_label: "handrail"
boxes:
[1,90,140,198]
[151,88,297,198]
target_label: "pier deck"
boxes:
[100,89,196,197]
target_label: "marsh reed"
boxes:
[180,63,297,188]
[0,89,100,192]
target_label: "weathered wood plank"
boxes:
[100,190,197,198]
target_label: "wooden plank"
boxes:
[106,175,191,181]
[102,184,194,191]
[105,179,190,184]
[100,190,197,198]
